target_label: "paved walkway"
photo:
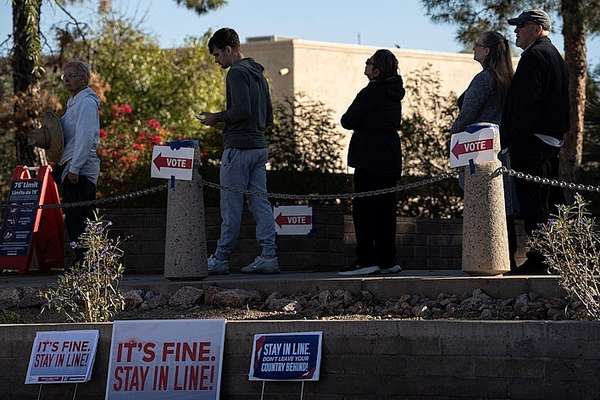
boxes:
[0,270,560,299]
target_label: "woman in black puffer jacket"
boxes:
[338,49,405,276]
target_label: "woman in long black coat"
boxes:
[338,49,405,276]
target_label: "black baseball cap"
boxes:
[508,9,551,30]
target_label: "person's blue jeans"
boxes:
[214,148,277,260]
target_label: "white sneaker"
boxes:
[207,255,230,275]
[241,256,280,274]
[380,265,402,274]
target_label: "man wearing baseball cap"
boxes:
[501,9,570,275]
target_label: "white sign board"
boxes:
[151,146,194,181]
[449,124,498,168]
[273,206,313,235]
[25,330,99,384]
[105,319,226,400]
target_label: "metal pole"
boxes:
[36,385,43,400]
[72,384,79,400]
[260,381,266,400]
[300,381,305,400]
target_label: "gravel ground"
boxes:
[0,284,589,324]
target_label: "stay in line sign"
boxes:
[248,332,323,381]
[151,146,194,181]
[449,124,498,168]
[25,330,99,384]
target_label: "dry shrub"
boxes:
[41,213,125,322]
[530,195,600,320]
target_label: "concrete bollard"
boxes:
[461,135,510,276]
[164,141,208,280]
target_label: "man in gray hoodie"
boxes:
[199,28,279,275]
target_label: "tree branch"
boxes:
[53,0,91,60]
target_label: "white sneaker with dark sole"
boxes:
[338,265,381,276]
[241,256,280,274]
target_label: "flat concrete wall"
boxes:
[104,208,528,274]
[1,320,599,400]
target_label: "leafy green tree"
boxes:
[172,0,227,14]
[421,0,600,182]
[584,66,600,161]
[399,64,463,218]
[90,21,224,136]
[586,67,600,134]
[60,0,227,15]
[401,65,457,176]
[266,94,344,173]
[60,18,225,192]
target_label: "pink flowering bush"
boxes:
[97,103,170,189]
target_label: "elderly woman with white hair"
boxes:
[58,59,101,255]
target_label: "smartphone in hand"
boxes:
[196,112,208,122]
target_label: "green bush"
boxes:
[0,310,21,324]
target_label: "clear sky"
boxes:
[1,0,599,67]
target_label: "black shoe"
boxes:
[509,256,518,271]
[506,258,550,276]
[338,263,380,276]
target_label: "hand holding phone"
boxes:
[197,112,219,127]
[196,112,208,122]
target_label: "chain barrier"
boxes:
[0,166,599,210]
[499,167,600,193]
[0,184,167,210]
[200,171,459,200]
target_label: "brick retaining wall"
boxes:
[1,320,598,400]
[103,208,527,274]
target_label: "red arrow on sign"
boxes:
[275,213,312,228]
[153,153,192,171]
[452,138,494,159]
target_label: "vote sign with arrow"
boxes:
[449,124,498,168]
[151,146,194,181]
[273,205,313,235]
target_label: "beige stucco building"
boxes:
[242,37,486,167]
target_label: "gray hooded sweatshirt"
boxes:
[60,86,101,184]
[221,58,273,149]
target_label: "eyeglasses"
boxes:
[60,73,84,81]
[474,42,487,48]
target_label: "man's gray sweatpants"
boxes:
[214,148,277,260]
